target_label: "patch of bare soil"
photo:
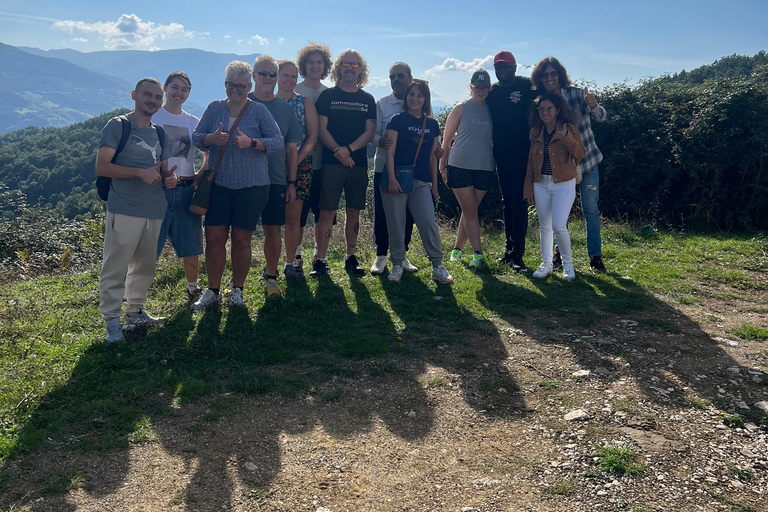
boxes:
[2,283,767,512]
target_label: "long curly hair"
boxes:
[331,49,369,88]
[530,56,572,92]
[296,42,332,79]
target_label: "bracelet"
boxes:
[287,180,297,186]
[346,145,353,154]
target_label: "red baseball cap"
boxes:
[494,51,516,65]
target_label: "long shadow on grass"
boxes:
[381,272,527,419]
[477,270,767,413]
[0,275,441,510]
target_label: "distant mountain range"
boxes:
[0,42,452,134]
[0,43,262,133]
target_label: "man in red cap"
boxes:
[485,51,536,271]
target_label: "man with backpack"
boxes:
[96,77,178,342]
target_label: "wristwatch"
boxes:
[287,180,298,186]
[250,138,259,149]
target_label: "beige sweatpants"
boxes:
[99,211,163,320]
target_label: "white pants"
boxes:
[99,212,163,320]
[534,175,576,265]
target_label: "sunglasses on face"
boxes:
[537,106,556,112]
[225,82,248,92]
[389,72,409,80]
[541,71,559,79]
[257,71,278,78]
[341,61,360,69]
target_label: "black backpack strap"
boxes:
[154,124,166,158]
[111,114,132,163]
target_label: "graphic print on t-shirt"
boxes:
[407,125,435,146]
[329,100,370,113]
[131,135,160,164]
[161,124,191,159]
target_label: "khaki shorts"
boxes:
[319,164,369,211]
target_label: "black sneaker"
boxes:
[309,259,329,277]
[496,251,515,265]
[511,254,528,272]
[293,257,304,275]
[344,255,365,275]
[590,254,607,273]
[552,248,563,270]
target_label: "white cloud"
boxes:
[224,34,231,39]
[71,37,88,43]
[367,75,389,88]
[237,39,244,44]
[425,55,494,76]
[250,34,269,45]
[53,14,194,50]
[278,37,285,44]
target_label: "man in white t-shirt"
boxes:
[153,71,208,300]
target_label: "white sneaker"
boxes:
[402,255,418,272]
[370,255,388,274]
[562,262,576,281]
[229,287,246,306]
[105,318,123,342]
[432,265,454,284]
[532,263,553,278]
[192,289,222,311]
[388,265,404,282]
[123,310,166,331]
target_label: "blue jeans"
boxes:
[576,166,601,258]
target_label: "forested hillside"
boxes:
[663,50,768,85]
[0,110,126,219]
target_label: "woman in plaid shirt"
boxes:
[531,57,608,273]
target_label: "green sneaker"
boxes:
[469,253,485,268]
[450,249,463,262]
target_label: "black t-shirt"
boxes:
[316,86,376,167]
[486,76,536,164]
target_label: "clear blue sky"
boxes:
[2,0,766,105]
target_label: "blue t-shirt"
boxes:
[386,112,439,182]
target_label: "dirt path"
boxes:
[2,286,767,512]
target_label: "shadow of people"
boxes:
[476,268,767,413]
[380,272,528,420]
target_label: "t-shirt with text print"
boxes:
[315,86,376,167]
[386,112,440,182]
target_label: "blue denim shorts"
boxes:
[157,179,204,259]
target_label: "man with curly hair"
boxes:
[294,42,333,273]
[311,49,376,276]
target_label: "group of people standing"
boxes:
[94,43,607,343]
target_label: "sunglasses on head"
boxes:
[389,72,409,80]
[341,61,360,69]
[257,70,278,78]
[225,81,248,92]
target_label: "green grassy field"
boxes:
[0,220,765,468]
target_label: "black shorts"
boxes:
[446,165,494,191]
[300,166,336,227]
[205,184,269,231]
[261,184,287,226]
